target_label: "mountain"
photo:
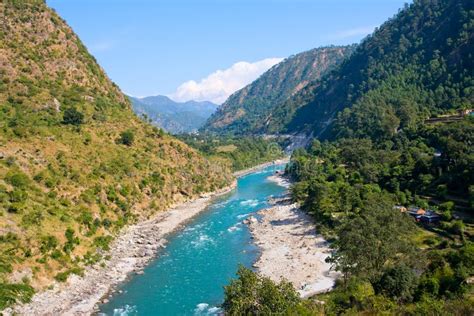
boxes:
[285,0,473,140]
[130,95,217,134]
[0,0,232,302]
[202,46,355,135]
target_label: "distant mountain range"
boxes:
[202,45,355,135]
[130,95,218,134]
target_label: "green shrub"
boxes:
[6,171,30,188]
[21,210,43,226]
[9,189,27,203]
[54,267,83,283]
[62,107,84,125]
[39,235,58,254]
[117,130,134,146]
[375,265,418,302]
[54,271,68,282]
[7,203,21,214]
[93,235,113,251]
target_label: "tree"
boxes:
[117,130,134,146]
[223,266,302,315]
[375,264,418,302]
[62,107,84,125]
[327,194,417,282]
[439,201,454,221]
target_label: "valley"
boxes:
[0,0,473,315]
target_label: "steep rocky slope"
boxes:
[0,0,232,304]
[202,46,354,135]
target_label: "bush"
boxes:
[439,201,454,221]
[39,235,58,254]
[449,220,465,236]
[62,107,84,125]
[63,228,80,253]
[93,235,113,251]
[117,130,134,146]
[54,267,83,283]
[6,172,30,188]
[54,271,68,282]
[7,203,21,214]
[9,189,27,203]
[375,264,418,302]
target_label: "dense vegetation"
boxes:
[203,46,354,135]
[285,0,473,138]
[282,119,474,314]
[0,0,232,308]
[224,0,473,314]
[224,121,474,315]
[130,95,217,134]
[178,134,285,172]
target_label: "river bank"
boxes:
[8,159,290,315]
[248,175,339,298]
[7,182,237,316]
[233,157,290,178]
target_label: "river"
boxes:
[99,164,287,315]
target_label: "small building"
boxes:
[419,210,441,224]
[408,207,425,216]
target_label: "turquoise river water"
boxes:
[99,164,286,316]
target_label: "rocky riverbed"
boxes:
[6,182,236,316]
[247,175,339,297]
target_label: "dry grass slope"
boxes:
[0,0,233,302]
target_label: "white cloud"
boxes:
[331,26,376,40]
[169,58,283,104]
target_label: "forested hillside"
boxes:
[0,0,232,307]
[223,0,474,314]
[130,95,217,134]
[203,46,354,135]
[285,0,473,139]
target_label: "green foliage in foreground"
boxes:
[178,134,285,171]
[223,266,321,315]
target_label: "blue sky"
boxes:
[47,0,408,103]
